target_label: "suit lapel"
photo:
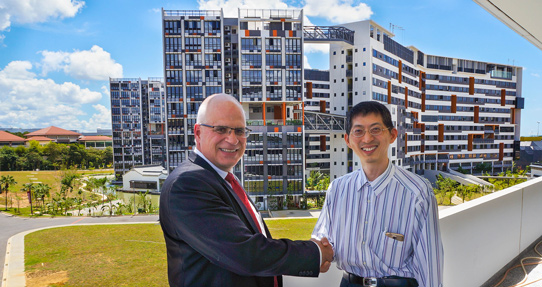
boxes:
[190,152,261,234]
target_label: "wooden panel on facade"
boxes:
[469,77,475,95]
[451,94,457,113]
[320,100,326,113]
[474,106,479,123]
[306,82,313,99]
[387,81,392,104]
[422,93,426,112]
[438,124,444,142]
[511,108,515,124]
[499,142,504,161]
[398,60,402,84]
[501,89,506,106]
[320,135,327,152]
[468,134,474,151]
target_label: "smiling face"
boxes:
[195,95,246,172]
[345,112,397,180]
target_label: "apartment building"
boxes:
[323,20,522,176]
[111,9,523,199]
[110,78,166,180]
[162,9,305,207]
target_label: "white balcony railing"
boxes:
[283,176,542,287]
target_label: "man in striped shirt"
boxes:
[312,101,443,287]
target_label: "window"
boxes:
[265,38,281,52]
[241,38,261,51]
[266,54,282,67]
[204,37,221,51]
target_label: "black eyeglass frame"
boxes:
[199,123,252,138]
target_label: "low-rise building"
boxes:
[78,136,113,150]
[25,126,81,144]
[121,165,168,193]
[0,131,25,147]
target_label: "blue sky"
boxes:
[0,0,541,135]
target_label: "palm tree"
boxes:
[1,175,17,211]
[21,183,34,215]
[34,183,51,213]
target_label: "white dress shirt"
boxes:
[194,148,267,237]
[312,162,444,287]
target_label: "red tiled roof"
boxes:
[25,136,54,142]
[78,136,112,141]
[26,126,81,137]
[0,131,25,142]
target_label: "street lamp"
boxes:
[538,121,540,137]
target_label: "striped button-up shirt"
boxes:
[312,162,443,287]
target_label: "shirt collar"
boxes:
[356,161,395,196]
[371,161,395,196]
[194,147,228,180]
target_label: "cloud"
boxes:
[0,60,106,131]
[303,55,311,69]
[198,0,372,23]
[303,0,372,23]
[39,45,123,80]
[0,0,84,31]
[531,73,540,78]
[78,104,112,132]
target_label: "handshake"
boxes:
[310,237,334,273]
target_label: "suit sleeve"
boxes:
[160,169,320,277]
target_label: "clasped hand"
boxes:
[310,237,333,273]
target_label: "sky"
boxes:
[0,0,541,135]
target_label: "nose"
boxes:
[360,131,375,143]
[224,129,239,145]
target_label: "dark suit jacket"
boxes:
[160,152,320,287]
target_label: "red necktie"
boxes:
[226,172,262,233]
[225,173,278,287]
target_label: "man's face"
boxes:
[344,112,397,172]
[195,100,246,172]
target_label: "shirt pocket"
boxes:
[368,230,407,269]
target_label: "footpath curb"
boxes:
[2,222,159,287]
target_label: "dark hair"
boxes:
[345,101,394,135]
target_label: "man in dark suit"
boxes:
[160,93,333,287]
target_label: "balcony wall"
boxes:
[283,176,542,287]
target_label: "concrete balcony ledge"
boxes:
[283,176,542,287]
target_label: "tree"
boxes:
[0,147,18,171]
[34,183,51,213]
[21,183,34,215]
[0,175,17,211]
[474,162,492,174]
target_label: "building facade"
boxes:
[110,78,166,180]
[324,20,522,177]
[162,9,305,207]
[110,10,524,201]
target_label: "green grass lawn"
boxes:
[24,218,318,286]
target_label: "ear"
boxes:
[390,128,398,144]
[344,133,352,149]
[194,124,201,144]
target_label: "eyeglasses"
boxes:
[199,123,252,138]
[350,126,390,138]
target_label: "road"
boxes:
[0,212,159,278]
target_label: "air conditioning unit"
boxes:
[226,89,232,94]
[225,42,231,48]
[225,58,231,63]
[224,26,231,31]
[226,73,232,78]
